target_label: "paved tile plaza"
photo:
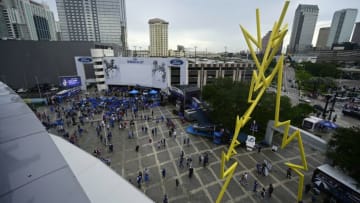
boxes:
[46,103,326,203]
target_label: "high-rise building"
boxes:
[326,9,358,48]
[352,22,360,45]
[288,4,319,53]
[261,31,282,55]
[56,0,127,52]
[149,18,168,57]
[316,27,330,49]
[0,0,57,40]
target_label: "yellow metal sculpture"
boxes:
[216,1,308,202]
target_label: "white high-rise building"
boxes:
[149,18,168,57]
[0,0,57,40]
[288,4,319,53]
[56,0,127,51]
[326,9,358,48]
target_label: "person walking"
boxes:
[161,168,166,178]
[163,194,168,203]
[253,180,259,192]
[144,172,149,183]
[135,145,140,152]
[136,175,142,188]
[179,156,184,168]
[286,167,292,179]
[188,167,194,178]
[175,178,179,188]
[268,184,274,198]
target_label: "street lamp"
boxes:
[194,46,197,64]
[34,75,42,98]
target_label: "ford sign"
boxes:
[78,57,93,63]
[170,59,184,65]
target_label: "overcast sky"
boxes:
[37,0,360,52]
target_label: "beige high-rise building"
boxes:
[316,27,330,50]
[149,18,168,57]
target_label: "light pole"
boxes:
[194,46,197,64]
[34,75,42,98]
[133,46,137,57]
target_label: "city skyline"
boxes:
[34,0,360,52]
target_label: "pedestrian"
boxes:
[136,175,142,188]
[179,157,184,168]
[157,141,161,149]
[253,180,259,192]
[240,172,248,185]
[268,184,274,198]
[144,172,149,183]
[163,138,166,147]
[199,154,203,164]
[163,194,168,203]
[188,167,194,178]
[187,137,190,146]
[286,167,292,179]
[161,168,166,178]
[136,145,140,152]
[183,137,186,145]
[258,145,262,153]
[109,144,113,152]
[180,150,184,158]
[261,187,266,199]
[175,178,179,188]
[173,131,177,138]
[203,153,209,167]
[169,130,172,137]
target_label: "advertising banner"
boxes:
[59,76,81,88]
[103,57,187,89]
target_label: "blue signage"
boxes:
[59,76,81,88]
[78,57,93,63]
[170,59,184,65]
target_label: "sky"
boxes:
[36,0,360,52]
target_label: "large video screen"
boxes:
[59,76,81,88]
[103,57,187,89]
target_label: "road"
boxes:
[272,64,360,128]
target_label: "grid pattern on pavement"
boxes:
[46,104,326,203]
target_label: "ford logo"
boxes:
[170,59,184,65]
[78,57,92,63]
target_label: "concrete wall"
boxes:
[265,120,328,153]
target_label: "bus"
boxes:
[312,164,360,203]
[302,116,323,132]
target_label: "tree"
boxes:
[202,78,313,140]
[327,127,360,183]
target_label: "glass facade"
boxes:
[33,15,50,40]
[56,0,127,47]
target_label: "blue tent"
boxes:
[129,89,139,94]
[149,89,158,95]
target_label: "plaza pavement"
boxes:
[46,104,326,203]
